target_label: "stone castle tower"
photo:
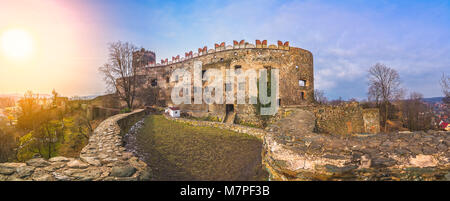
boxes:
[133,48,156,67]
[134,40,314,126]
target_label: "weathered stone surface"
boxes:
[0,166,15,175]
[0,174,8,180]
[33,174,54,181]
[100,157,118,165]
[80,156,101,166]
[16,166,35,178]
[311,103,379,135]
[325,164,358,174]
[359,155,371,168]
[0,163,26,175]
[371,157,397,168]
[262,108,450,180]
[52,172,72,181]
[31,169,54,181]
[445,173,450,181]
[408,145,423,155]
[422,146,437,155]
[67,160,89,169]
[394,148,410,156]
[49,156,71,163]
[409,154,438,168]
[6,175,27,181]
[121,152,133,160]
[323,154,347,160]
[26,158,50,167]
[138,170,152,181]
[62,168,102,181]
[110,165,136,177]
[436,143,447,152]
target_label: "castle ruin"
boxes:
[133,40,314,126]
[128,39,380,133]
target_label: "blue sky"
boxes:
[25,0,450,98]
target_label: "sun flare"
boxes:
[1,29,33,60]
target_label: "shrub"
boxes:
[120,108,132,113]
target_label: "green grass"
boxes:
[120,107,132,113]
[135,115,268,181]
[186,115,222,122]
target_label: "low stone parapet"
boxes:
[6,108,445,181]
[165,110,450,181]
[0,109,150,181]
[264,108,450,180]
[164,114,267,140]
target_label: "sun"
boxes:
[1,29,33,60]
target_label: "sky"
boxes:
[0,0,449,99]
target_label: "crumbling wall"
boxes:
[235,104,263,127]
[310,102,379,135]
[133,40,314,121]
[363,108,380,134]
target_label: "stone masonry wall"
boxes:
[164,110,449,181]
[165,114,267,140]
[0,109,151,181]
[4,107,441,181]
[363,108,381,134]
[132,40,314,125]
[264,108,449,181]
[308,102,380,135]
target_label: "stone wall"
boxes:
[0,109,151,181]
[4,107,441,181]
[263,108,450,181]
[363,108,380,134]
[163,109,450,181]
[308,102,380,135]
[234,104,263,127]
[88,105,120,120]
[263,129,450,181]
[132,40,314,124]
[164,114,267,140]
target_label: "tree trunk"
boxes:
[48,143,51,159]
[127,100,132,109]
[384,101,388,133]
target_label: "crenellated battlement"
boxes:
[126,39,315,128]
[149,40,291,67]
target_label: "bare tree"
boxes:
[314,89,328,105]
[329,96,344,106]
[368,82,382,106]
[401,92,433,131]
[440,73,450,104]
[98,41,143,109]
[367,63,402,132]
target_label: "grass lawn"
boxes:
[134,115,268,181]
